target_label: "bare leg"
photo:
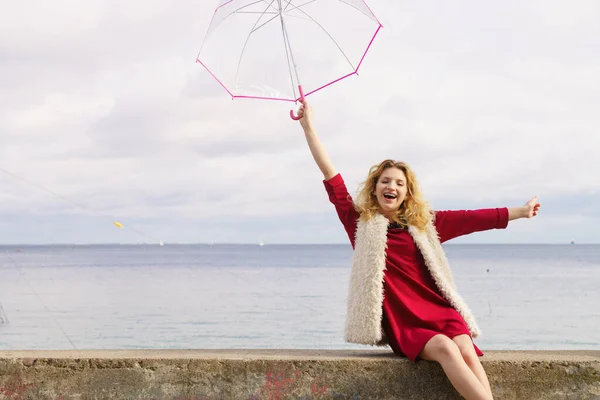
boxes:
[453,335,493,398]
[420,335,492,400]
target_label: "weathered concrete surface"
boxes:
[0,350,598,399]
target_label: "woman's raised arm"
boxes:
[296,101,338,180]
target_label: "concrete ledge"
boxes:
[0,350,599,399]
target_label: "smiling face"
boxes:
[374,167,408,218]
[356,160,430,229]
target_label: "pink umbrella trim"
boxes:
[196,23,382,102]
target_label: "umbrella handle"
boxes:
[289,85,305,120]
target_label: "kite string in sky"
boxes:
[0,165,162,245]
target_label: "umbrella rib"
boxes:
[205,0,279,40]
[230,0,279,14]
[276,0,301,97]
[337,0,377,22]
[284,0,319,13]
[280,14,312,22]
[284,0,376,21]
[287,5,356,71]
[235,11,279,14]
[233,0,279,88]
[280,0,316,21]
[251,13,281,33]
[283,0,376,26]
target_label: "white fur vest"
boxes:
[344,212,481,346]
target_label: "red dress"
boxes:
[324,173,509,361]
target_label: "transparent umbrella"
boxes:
[196,0,382,118]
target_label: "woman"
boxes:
[296,101,540,400]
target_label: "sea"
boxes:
[0,244,598,351]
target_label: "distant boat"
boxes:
[570,239,576,245]
[258,242,265,247]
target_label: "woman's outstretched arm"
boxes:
[434,197,541,243]
[509,196,541,220]
[296,101,337,180]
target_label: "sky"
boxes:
[0,0,599,245]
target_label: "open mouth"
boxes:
[383,193,397,200]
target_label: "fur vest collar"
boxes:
[344,213,481,346]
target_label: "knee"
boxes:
[425,335,461,361]
[459,346,479,367]
[451,334,480,366]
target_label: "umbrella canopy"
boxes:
[197,0,382,103]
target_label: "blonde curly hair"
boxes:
[354,159,432,230]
